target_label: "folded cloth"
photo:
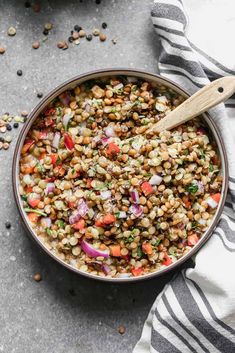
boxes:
[133,1,235,352]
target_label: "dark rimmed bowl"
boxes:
[12,68,229,282]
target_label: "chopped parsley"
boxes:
[191,221,198,229]
[46,228,52,236]
[57,220,65,229]
[124,236,134,244]
[56,156,61,165]
[36,162,45,174]
[153,239,161,247]
[209,164,214,172]
[137,246,143,258]
[186,183,198,194]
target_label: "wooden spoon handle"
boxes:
[147,76,235,133]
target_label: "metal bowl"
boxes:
[12,68,228,282]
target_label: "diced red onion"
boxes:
[100,190,111,200]
[117,211,127,219]
[41,217,52,228]
[52,132,61,149]
[197,127,206,135]
[114,83,123,90]
[69,211,81,225]
[149,174,162,186]
[85,103,91,112]
[81,239,110,258]
[59,92,70,106]
[130,189,140,204]
[206,197,218,209]
[77,198,89,217]
[45,183,55,195]
[129,204,143,217]
[93,135,102,143]
[195,181,204,193]
[62,114,72,129]
[101,137,110,146]
[105,126,116,137]
[177,222,185,230]
[101,264,111,274]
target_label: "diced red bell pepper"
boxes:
[184,197,191,209]
[27,213,39,223]
[211,193,221,204]
[33,130,48,140]
[21,139,35,154]
[39,152,46,161]
[44,108,56,116]
[106,142,120,156]
[103,214,116,225]
[25,186,33,193]
[95,219,104,227]
[162,253,172,266]
[68,201,77,209]
[86,178,93,188]
[72,219,85,230]
[110,244,121,257]
[64,133,74,150]
[50,154,58,166]
[142,242,153,255]
[131,267,143,277]
[141,181,154,196]
[53,166,66,177]
[45,117,54,127]
[187,234,199,246]
[45,177,56,182]
[28,198,40,208]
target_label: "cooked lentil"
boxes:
[19,76,222,278]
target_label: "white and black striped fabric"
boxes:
[133,1,235,352]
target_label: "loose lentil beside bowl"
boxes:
[19,76,222,278]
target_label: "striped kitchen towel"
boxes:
[133,0,235,352]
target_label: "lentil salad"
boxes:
[18,76,222,278]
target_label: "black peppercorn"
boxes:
[17,70,23,76]
[74,25,82,32]
[5,221,11,229]
[86,34,92,41]
[102,22,107,29]
[43,28,49,36]
[37,92,43,98]
[68,36,73,43]
[6,124,12,131]
[13,122,19,128]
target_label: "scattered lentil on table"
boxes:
[17,70,23,76]
[118,326,126,334]
[7,26,16,36]
[32,41,40,49]
[0,47,6,54]
[18,76,222,278]
[33,272,42,282]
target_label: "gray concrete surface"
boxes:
[0,1,177,352]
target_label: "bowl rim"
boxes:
[12,68,229,282]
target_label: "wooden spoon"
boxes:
[146,76,235,134]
